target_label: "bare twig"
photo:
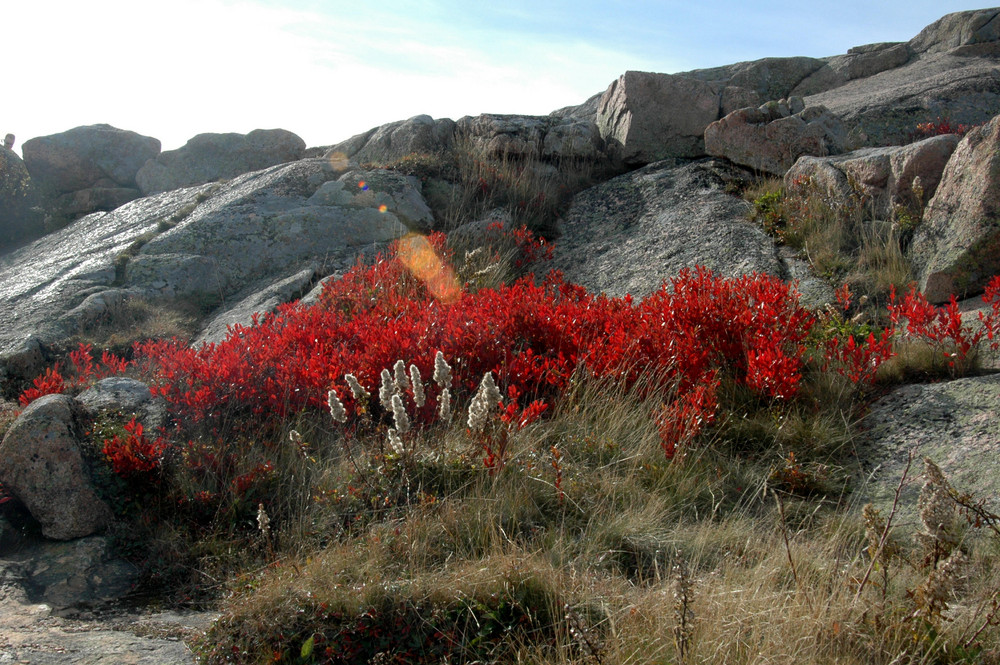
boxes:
[852,450,914,608]
[773,489,813,613]
[963,590,1000,650]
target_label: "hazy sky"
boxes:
[5,1,996,154]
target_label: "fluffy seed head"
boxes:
[468,371,501,432]
[387,428,405,455]
[379,369,396,410]
[391,393,411,434]
[344,374,369,401]
[409,364,426,408]
[327,388,348,423]
[438,387,451,421]
[394,359,410,392]
[433,351,453,389]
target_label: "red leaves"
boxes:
[656,377,719,460]
[18,365,66,406]
[133,248,826,468]
[889,285,984,373]
[102,417,167,478]
[18,344,130,406]
[823,331,895,386]
[914,118,977,138]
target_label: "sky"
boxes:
[5,1,998,155]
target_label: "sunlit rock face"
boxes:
[135,128,306,195]
[705,101,846,176]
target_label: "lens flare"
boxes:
[327,151,349,171]
[358,181,368,190]
[396,234,461,304]
[378,204,388,213]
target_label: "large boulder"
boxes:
[548,159,789,298]
[77,377,168,432]
[784,133,960,218]
[20,125,160,194]
[909,7,1000,56]
[596,71,721,165]
[0,158,423,386]
[135,128,306,195]
[0,394,113,540]
[325,115,456,165]
[909,114,1000,303]
[705,102,846,176]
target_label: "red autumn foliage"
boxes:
[914,118,978,138]
[102,417,168,478]
[135,234,818,457]
[33,229,1000,493]
[18,344,130,406]
[823,331,896,386]
[18,365,67,406]
[889,285,984,372]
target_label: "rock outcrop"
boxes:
[0,159,423,385]
[791,42,913,97]
[0,394,112,540]
[859,373,1000,524]
[19,125,161,221]
[77,377,168,431]
[330,113,606,165]
[800,10,1000,148]
[909,7,1000,56]
[784,133,960,218]
[21,125,160,194]
[596,71,720,164]
[454,114,604,161]
[548,159,788,298]
[325,115,456,165]
[909,113,1000,303]
[705,101,846,176]
[684,57,827,108]
[135,128,306,195]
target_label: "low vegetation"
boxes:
[5,133,1000,663]
[378,139,608,236]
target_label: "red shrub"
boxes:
[18,365,66,406]
[134,235,819,475]
[102,418,168,478]
[889,285,984,373]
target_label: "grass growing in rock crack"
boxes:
[745,177,912,306]
[378,140,609,235]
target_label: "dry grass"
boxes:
[177,360,1000,664]
[68,294,210,354]
[745,178,912,305]
[381,140,605,235]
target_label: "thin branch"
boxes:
[852,450,914,608]
[773,488,813,613]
